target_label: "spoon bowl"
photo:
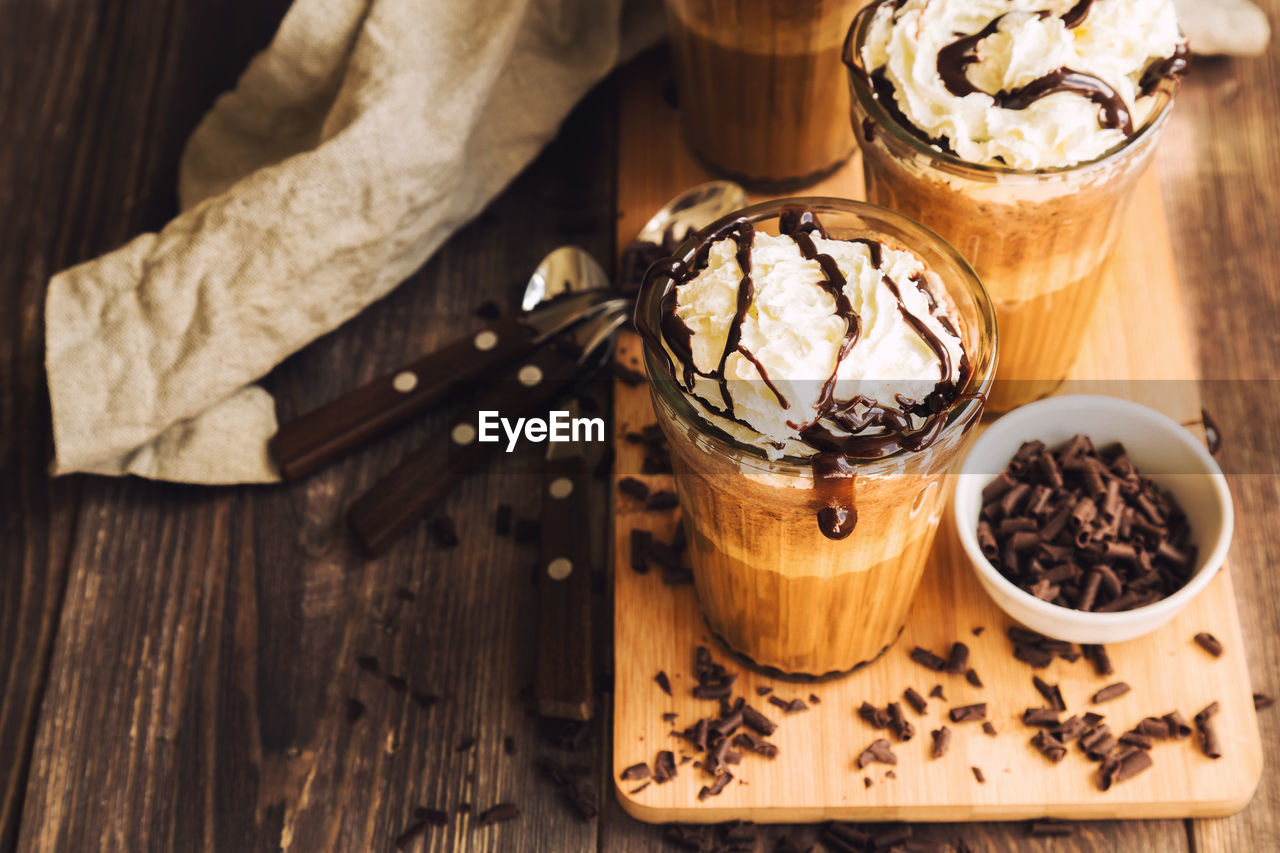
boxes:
[635,180,748,247]
[521,246,612,312]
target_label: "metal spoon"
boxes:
[635,180,748,247]
[270,247,616,481]
[344,183,747,553]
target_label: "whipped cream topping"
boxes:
[651,211,967,460]
[859,0,1187,169]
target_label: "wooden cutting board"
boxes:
[610,51,1261,823]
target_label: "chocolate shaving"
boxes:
[1195,701,1222,759]
[1052,715,1087,742]
[887,702,915,742]
[1023,707,1061,727]
[476,803,521,826]
[742,704,777,736]
[628,782,650,795]
[413,807,448,826]
[971,766,986,784]
[619,476,650,501]
[1098,747,1153,790]
[394,821,428,850]
[1031,730,1067,763]
[856,738,898,767]
[1082,644,1113,676]
[1118,731,1153,750]
[654,670,672,696]
[949,703,987,723]
[945,642,970,674]
[904,687,928,714]
[859,701,892,729]
[1194,632,1224,657]
[1091,682,1131,704]
[929,685,946,701]
[1163,710,1193,738]
[619,762,650,781]
[965,668,983,688]
[731,731,779,758]
[610,362,646,386]
[910,646,947,671]
[646,490,679,511]
[697,772,733,800]
[931,726,951,758]
[1033,676,1067,712]
[1079,723,1117,760]
[982,721,998,736]
[629,529,651,573]
[653,750,678,782]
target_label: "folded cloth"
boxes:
[45,0,660,483]
[1176,0,1271,56]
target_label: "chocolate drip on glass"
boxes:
[813,452,859,539]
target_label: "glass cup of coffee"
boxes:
[664,0,869,189]
[635,198,996,676]
[844,1,1184,411]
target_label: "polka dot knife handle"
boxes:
[270,314,541,482]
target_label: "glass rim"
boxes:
[842,2,1179,179]
[634,196,998,469]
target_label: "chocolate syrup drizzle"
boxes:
[635,208,975,541]
[925,1,1187,140]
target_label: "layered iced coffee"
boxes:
[665,0,866,188]
[846,0,1188,409]
[636,200,995,676]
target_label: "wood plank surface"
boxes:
[1,1,1278,851]
[4,2,619,849]
[0,2,295,851]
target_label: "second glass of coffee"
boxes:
[845,0,1187,410]
[665,0,868,188]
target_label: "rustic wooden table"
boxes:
[1,3,1276,851]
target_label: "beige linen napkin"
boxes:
[46,0,660,483]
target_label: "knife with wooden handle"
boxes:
[270,289,619,482]
[534,400,593,721]
[347,305,627,555]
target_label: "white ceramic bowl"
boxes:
[953,395,1233,644]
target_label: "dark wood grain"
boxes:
[3,0,1278,850]
[0,0,288,848]
[1158,12,1280,850]
[5,1,617,850]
